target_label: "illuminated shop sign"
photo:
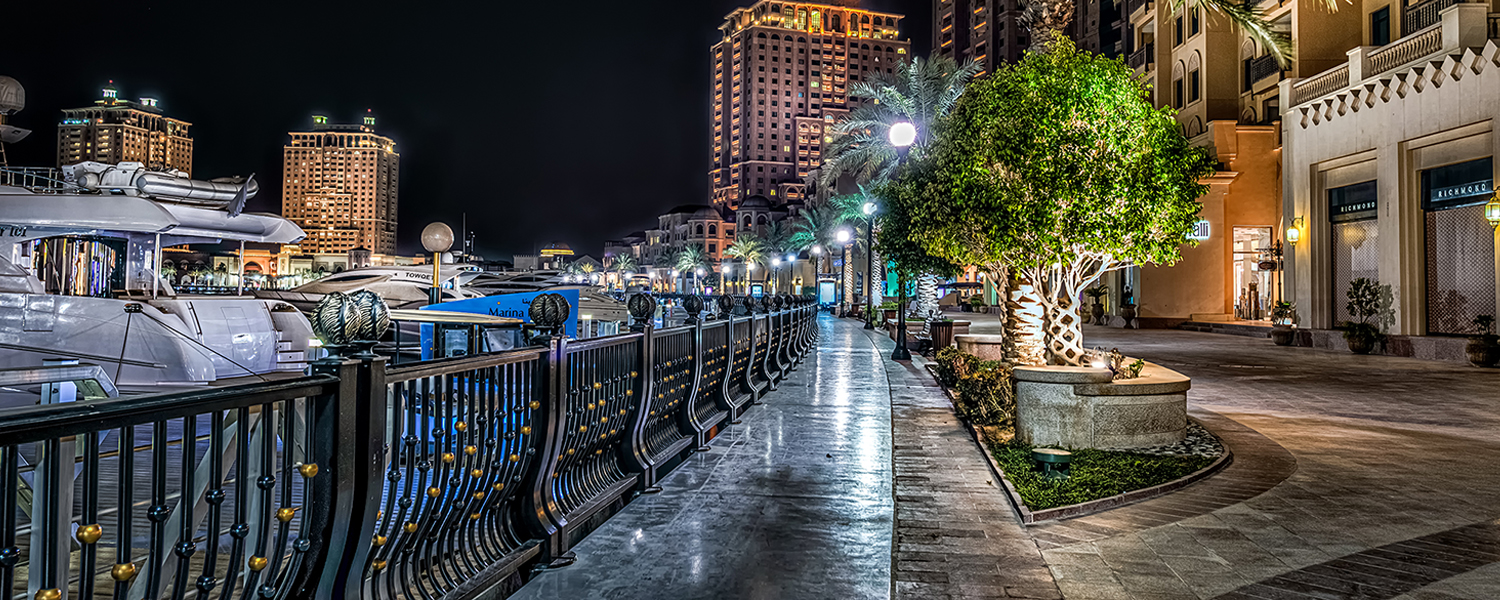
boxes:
[1422,157,1493,211]
[1329,180,1377,223]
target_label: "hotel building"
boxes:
[57,82,193,175]
[710,0,911,210]
[281,115,400,255]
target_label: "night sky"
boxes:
[2,0,930,260]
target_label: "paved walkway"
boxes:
[511,315,894,599]
[964,316,1500,600]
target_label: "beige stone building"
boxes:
[57,82,193,175]
[1089,0,1363,327]
[281,115,400,255]
[1281,0,1500,358]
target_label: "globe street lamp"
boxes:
[695,267,706,295]
[889,121,917,148]
[421,222,454,306]
[836,228,852,316]
[724,263,734,294]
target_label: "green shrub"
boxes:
[991,443,1214,510]
[935,347,1015,428]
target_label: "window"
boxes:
[1371,7,1391,46]
[1189,69,1201,102]
[1173,77,1184,108]
[1190,8,1200,36]
[1174,16,1184,46]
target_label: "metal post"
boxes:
[30,358,77,600]
[152,233,161,298]
[892,271,911,361]
[237,240,246,296]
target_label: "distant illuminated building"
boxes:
[281,113,400,255]
[56,81,193,175]
[710,1,911,210]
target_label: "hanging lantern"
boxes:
[1485,195,1500,228]
[1286,216,1304,243]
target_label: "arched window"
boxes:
[756,215,768,226]
[757,32,767,38]
[695,223,705,235]
[873,45,883,52]
[861,44,870,50]
[771,34,781,40]
[861,15,870,23]
[743,215,753,227]
[797,37,807,43]
[708,223,718,235]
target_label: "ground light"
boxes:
[1032,448,1073,481]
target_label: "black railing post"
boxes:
[290,357,360,599]
[524,336,569,559]
[624,320,656,484]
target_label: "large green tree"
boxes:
[907,36,1215,365]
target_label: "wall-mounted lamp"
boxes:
[1286,216,1305,244]
[1485,195,1500,228]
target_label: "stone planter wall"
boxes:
[955,334,1006,361]
[1013,362,1189,449]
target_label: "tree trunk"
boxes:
[843,246,855,313]
[1006,273,1047,366]
[1044,295,1086,365]
[870,249,884,310]
[915,273,939,318]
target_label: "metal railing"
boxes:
[0,296,819,599]
[1128,43,1154,69]
[1491,13,1500,38]
[1247,54,1282,88]
[1404,0,1465,34]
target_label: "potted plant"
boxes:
[967,294,987,314]
[1269,301,1297,346]
[1083,286,1108,325]
[1466,315,1500,368]
[1341,277,1383,355]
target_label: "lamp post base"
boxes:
[891,343,911,361]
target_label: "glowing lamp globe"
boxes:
[836,229,852,244]
[1286,226,1301,244]
[862,201,877,216]
[772,258,781,266]
[421,222,454,253]
[888,122,917,148]
[748,263,756,272]
[1486,195,1500,228]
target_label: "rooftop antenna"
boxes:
[0,76,30,168]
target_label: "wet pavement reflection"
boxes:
[510,315,894,599]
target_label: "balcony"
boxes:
[1245,54,1283,90]
[1403,0,1475,33]
[1289,1,1491,108]
[1128,43,1155,69]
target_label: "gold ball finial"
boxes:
[76,523,103,545]
[248,556,268,572]
[111,563,138,582]
[36,589,62,600]
[298,463,319,478]
[276,508,296,523]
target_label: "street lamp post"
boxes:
[811,245,824,307]
[421,222,454,306]
[785,253,796,296]
[889,121,916,360]
[748,262,757,295]
[695,267,705,295]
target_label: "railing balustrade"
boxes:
[1127,43,1154,69]
[1290,64,1350,107]
[1365,23,1443,76]
[0,296,819,600]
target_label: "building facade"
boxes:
[57,83,193,175]
[710,0,911,210]
[934,0,1031,69]
[281,115,400,255]
[1281,2,1500,357]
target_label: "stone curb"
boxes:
[924,363,1234,525]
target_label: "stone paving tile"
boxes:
[956,316,1500,599]
[859,324,1062,600]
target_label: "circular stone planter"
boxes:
[1013,362,1189,449]
[955,334,1007,361]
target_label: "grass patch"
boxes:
[990,443,1214,511]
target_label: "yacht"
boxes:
[0,161,315,388]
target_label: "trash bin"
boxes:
[929,320,955,350]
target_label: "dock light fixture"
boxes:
[1285,216,1304,244]
[1486,195,1500,228]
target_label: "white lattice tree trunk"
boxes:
[915,273,939,318]
[1006,275,1047,366]
[869,249,884,310]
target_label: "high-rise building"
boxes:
[710,0,911,210]
[934,0,1122,72]
[281,114,400,255]
[57,82,193,175]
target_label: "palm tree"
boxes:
[818,55,984,189]
[723,237,766,294]
[675,245,708,294]
[609,254,637,290]
[1025,0,1291,64]
[790,203,838,277]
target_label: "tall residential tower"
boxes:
[281,114,400,255]
[57,82,193,175]
[710,1,910,210]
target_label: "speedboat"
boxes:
[0,162,315,388]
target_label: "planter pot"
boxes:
[1465,340,1500,367]
[1270,326,1296,346]
[1346,335,1376,355]
[1090,303,1105,325]
[882,309,897,325]
[1119,304,1137,328]
[929,320,956,350]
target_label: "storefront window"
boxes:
[1421,158,1497,335]
[1233,227,1273,320]
[1329,180,1379,325]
